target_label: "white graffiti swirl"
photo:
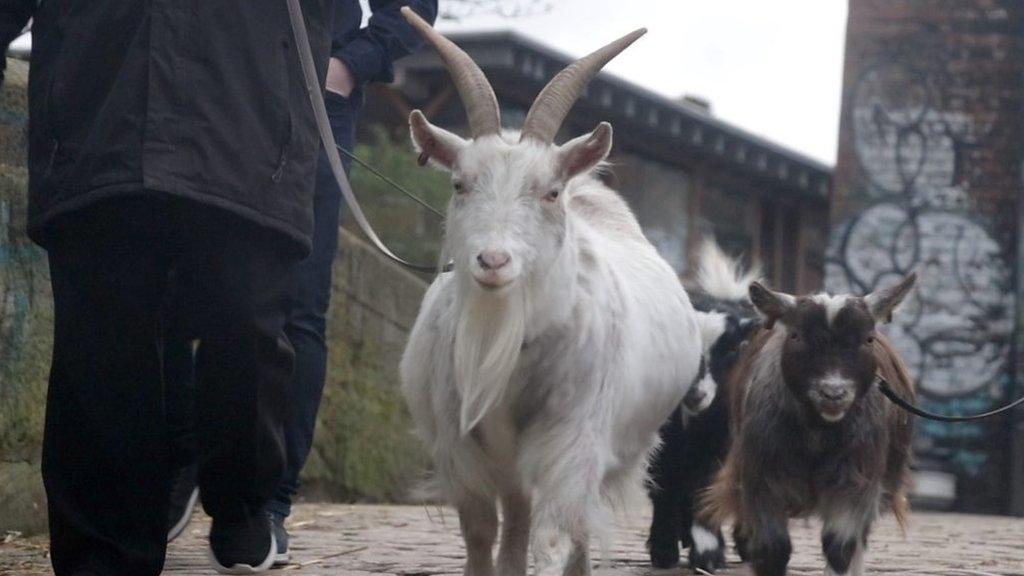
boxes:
[828,57,1013,399]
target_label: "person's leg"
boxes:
[175,204,298,571]
[164,329,197,473]
[267,89,361,520]
[163,323,199,542]
[43,201,172,576]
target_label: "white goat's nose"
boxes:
[477,250,511,271]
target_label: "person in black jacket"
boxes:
[160,0,439,567]
[0,2,334,575]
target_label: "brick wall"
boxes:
[826,0,1024,513]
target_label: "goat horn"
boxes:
[521,28,646,144]
[401,7,501,138]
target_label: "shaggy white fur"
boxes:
[400,125,703,576]
[696,240,761,301]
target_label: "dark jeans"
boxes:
[269,89,360,516]
[164,89,360,519]
[43,196,297,576]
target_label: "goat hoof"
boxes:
[648,541,679,569]
[748,539,792,576]
[689,546,726,574]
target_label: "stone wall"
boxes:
[0,57,430,533]
[0,58,50,536]
[826,1,1024,513]
[299,227,428,503]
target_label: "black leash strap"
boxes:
[336,146,447,219]
[286,0,452,274]
[876,375,1024,422]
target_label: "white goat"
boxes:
[398,9,703,576]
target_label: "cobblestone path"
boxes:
[2,504,1022,575]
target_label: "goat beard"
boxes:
[453,286,526,436]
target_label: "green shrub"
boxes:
[299,293,426,502]
[344,126,451,266]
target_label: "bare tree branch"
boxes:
[439,0,551,21]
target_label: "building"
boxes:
[827,0,1024,514]
[359,31,833,293]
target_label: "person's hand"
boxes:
[326,57,356,97]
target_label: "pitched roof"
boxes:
[398,30,832,202]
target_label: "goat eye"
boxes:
[865,335,875,345]
[452,181,465,194]
[544,189,560,202]
[789,331,800,341]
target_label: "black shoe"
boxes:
[207,515,276,575]
[268,512,290,566]
[166,462,200,542]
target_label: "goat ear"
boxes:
[409,109,466,170]
[864,271,917,324]
[748,281,795,330]
[557,122,613,179]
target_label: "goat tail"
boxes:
[891,491,910,535]
[696,456,740,529]
[874,331,915,536]
[695,239,760,302]
[888,459,913,536]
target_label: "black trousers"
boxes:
[164,90,363,518]
[43,196,298,576]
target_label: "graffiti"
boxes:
[829,204,1012,398]
[849,60,999,208]
[826,28,1017,485]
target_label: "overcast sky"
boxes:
[441,0,849,166]
[9,1,847,165]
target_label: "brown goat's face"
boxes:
[781,296,877,422]
[749,273,918,424]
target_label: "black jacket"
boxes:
[0,1,336,253]
[331,0,437,88]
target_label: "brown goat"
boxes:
[701,274,917,576]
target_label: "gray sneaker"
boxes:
[167,463,199,542]
[268,512,290,566]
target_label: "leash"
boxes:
[336,145,447,219]
[286,0,452,274]
[875,375,1024,422]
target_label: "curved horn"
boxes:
[401,7,501,138]
[521,28,646,144]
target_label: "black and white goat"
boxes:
[647,242,760,573]
[398,10,704,576]
[702,272,918,576]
